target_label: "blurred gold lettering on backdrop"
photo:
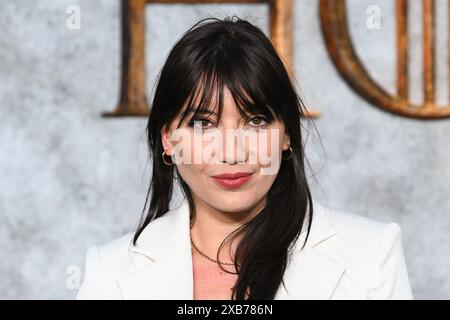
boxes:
[320,0,450,119]
[103,0,320,118]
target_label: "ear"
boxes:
[160,124,174,155]
[282,130,291,151]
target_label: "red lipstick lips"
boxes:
[211,172,254,189]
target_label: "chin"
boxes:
[209,193,260,213]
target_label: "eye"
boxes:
[247,115,269,128]
[189,118,214,129]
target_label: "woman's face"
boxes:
[161,86,290,215]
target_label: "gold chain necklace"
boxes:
[189,220,237,266]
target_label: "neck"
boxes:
[189,194,267,264]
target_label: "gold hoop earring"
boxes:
[282,146,293,160]
[162,150,174,165]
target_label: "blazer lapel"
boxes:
[117,199,194,299]
[117,199,345,300]
[275,248,346,299]
[275,201,346,299]
[117,246,194,299]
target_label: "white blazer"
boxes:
[76,198,413,300]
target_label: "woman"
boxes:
[76,17,413,300]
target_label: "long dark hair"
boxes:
[133,16,314,300]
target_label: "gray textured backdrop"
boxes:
[0,0,449,299]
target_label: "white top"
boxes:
[76,198,413,300]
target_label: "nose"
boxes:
[217,128,248,165]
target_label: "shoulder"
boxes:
[312,201,404,260]
[318,201,400,244]
[308,201,413,299]
[76,231,139,299]
[96,231,137,270]
[84,229,147,273]
[76,208,181,300]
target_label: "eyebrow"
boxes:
[181,107,218,116]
